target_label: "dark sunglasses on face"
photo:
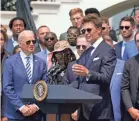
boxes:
[119,26,130,30]
[26,40,36,45]
[45,37,55,41]
[102,27,106,30]
[81,28,92,34]
[76,45,87,50]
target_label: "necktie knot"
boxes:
[26,56,30,60]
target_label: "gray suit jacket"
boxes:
[121,54,139,121]
[59,32,67,40]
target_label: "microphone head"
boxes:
[48,64,60,75]
[52,64,66,76]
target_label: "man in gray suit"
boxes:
[121,31,139,121]
[59,8,83,40]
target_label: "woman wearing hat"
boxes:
[47,40,76,85]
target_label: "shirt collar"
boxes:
[20,51,33,60]
[92,37,103,49]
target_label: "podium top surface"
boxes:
[22,84,102,104]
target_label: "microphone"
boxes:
[52,65,66,76]
[47,64,60,75]
[76,59,81,89]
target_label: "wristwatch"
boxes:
[86,70,92,81]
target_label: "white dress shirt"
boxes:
[12,37,19,47]
[20,51,33,79]
[86,37,103,81]
[121,41,126,59]
[91,37,103,55]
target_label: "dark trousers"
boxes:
[78,108,110,121]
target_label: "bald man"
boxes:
[3,30,47,121]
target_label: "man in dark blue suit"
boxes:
[115,16,138,61]
[3,30,47,121]
[72,15,116,121]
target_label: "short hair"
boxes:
[18,30,34,42]
[0,30,8,42]
[37,25,50,32]
[77,34,86,39]
[85,8,100,17]
[69,8,83,17]
[9,17,26,30]
[67,26,80,33]
[101,17,110,25]
[44,32,58,40]
[83,15,102,28]
[120,16,135,26]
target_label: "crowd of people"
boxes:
[0,6,139,121]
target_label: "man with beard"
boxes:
[37,25,50,51]
[115,16,136,61]
[59,8,83,40]
[36,32,58,70]
[67,26,80,57]
[4,17,26,55]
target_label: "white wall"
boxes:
[34,0,126,38]
[1,0,127,37]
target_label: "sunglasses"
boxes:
[102,27,106,30]
[45,37,55,41]
[26,40,36,45]
[76,45,87,50]
[81,28,92,34]
[119,26,130,30]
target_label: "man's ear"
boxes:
[132,26,136,30]
[97,27,102,34]
[108,26,111,30]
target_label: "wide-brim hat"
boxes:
[53,40,70,53]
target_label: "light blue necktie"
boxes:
[123,43,128,61]
[26,57,32,84]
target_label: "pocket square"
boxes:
[116,73,123,75]
[93,57,100,61]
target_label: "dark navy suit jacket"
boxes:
[71,40,117,120]
[3,53,47,119]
